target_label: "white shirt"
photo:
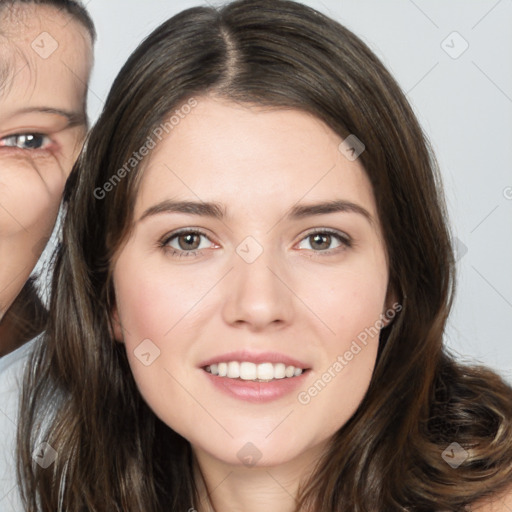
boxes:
[0,339,36,512]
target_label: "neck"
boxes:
[192,443,325,512]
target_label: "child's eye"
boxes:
[296,230,351,252]
[0,133,52,150]
[163,230,217,253]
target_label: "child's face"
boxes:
[113,97,393,470]
[0,5,92,316]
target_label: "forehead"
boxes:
[135,98,377,220]
[0,4,92,112]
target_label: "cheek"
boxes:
[299,251,389,349]
[292,253,387,432]
[114,260,210,432]
[329,271,387,342]
[0,156,66,235]
[114,259,217,340]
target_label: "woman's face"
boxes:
[112,97,393,470]
[0,4,92,317]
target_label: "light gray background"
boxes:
[81,0,512,381]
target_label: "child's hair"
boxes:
[19,1,512,510]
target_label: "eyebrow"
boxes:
[289,200,374,225]
[139,199,373,225]
[139,200,225,222]
[13,107,86,127]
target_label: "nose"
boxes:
[221,250,294,332]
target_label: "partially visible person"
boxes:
[0,1,95,510]
[0,0,94,356]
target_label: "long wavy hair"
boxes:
[19,1,512,510]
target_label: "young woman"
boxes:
[0,0,94,355]
[19,0,512,510]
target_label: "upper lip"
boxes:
[199,350,310,369]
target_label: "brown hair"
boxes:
[0,278,47,357]
[19,0,512,510]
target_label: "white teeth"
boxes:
[227,361,240,378]
[205,361,304,381]
[240,362,257,380]
[257,362,274,380]
[274,363,286,379]
[218,362,227,377]
[285,365,295,378]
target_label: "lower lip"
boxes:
[202,369,308,403]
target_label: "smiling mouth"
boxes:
[204,361,307,382]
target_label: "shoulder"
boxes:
[0,337,38,429]
[0,337,35,395]
[0,338,38,511]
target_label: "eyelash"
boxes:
[0,133,55,152]
[158,227,352,259]
[159,228,218,259]
[297,228,352,256]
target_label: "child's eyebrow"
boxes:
[12,107,86,127]
[139,199,373,225]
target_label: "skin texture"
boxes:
[0,4,93,323]
[471,487,512,512]
[112,97,395,512]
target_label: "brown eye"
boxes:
[164,230,215,254]
[309,233,332,251]
[177,233,201,250]
[297,230,350,253]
